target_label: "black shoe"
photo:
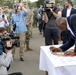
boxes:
[20,58,24,61]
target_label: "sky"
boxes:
[29,0,38,2]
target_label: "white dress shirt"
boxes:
[66,8,72,17]
[0,14,9,27]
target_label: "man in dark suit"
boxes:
[50,14,76,56]
[61,0,76,44]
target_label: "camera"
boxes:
[44,3,52,9]
[43,0,54,19]
[44,0,53,10]
[2,15,5,18]
[0,31,20,53]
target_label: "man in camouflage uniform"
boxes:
[23,2,33,51]
[33,7,38,27]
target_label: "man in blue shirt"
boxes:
[37,5,43,34]
[11,5,28,61]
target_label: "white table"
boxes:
[39,45,76,75]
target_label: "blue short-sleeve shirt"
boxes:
[11,11,28,33]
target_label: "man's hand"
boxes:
[0,18,4,22]
[64,51,76,56]
[38,14,41,18]
[50,47,62,52]
[49,8,53,12]
[0,18,7,23]
[26,22,31,26]
[3,18,7,23]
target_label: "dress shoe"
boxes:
[20,58,24,61]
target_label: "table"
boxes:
[39,45,76,75]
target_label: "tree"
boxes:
[27,1,37,7]
[56,0,62,5]
[36,0,44,7]
[0,0,13,8]
[36,0,62,7]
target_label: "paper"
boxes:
[49,53,76,67]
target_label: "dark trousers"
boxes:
[45,28,59,45]
[42,21,46,37]
[61,30,70,44]
[8,72,23,75]
[38,23,43,33]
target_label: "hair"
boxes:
[0,27,6,33]
[66,0,73,6]
[15,5,22,13]
[17,5,22,10]
[56,17,65,26]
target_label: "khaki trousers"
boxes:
[12,33,26,59]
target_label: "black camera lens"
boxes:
[2,15,4,18]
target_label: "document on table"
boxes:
[49,53,76,67]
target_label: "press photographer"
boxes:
[0,27,23,75]
[44,0,62,45]
[0,28,20,50]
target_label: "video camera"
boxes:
[0,31,20,48]
[0,28,20,55]
[43,0,55,19]
[44,0,53,10]
[44,3,53,10]
[43,1,52,19]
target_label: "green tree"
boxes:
[0,0,13,8]
[36,0,62,7]
[36,0,44,7]
[28,1,37,7]
[56,0,62,5]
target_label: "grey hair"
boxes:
[56,17,65,26]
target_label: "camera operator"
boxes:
[44,1,62,45]
[0,27,23,75]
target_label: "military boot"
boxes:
[25,44,33,51]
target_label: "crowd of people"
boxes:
[0,0,76,74]
[0,2,35,75]
[37,0,76,55]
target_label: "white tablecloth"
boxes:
[39,45,76,75]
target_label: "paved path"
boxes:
[9,28,45,75]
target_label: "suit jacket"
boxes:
[61,8,76,44]
[60,14,76,52]
[62,8,76,17]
